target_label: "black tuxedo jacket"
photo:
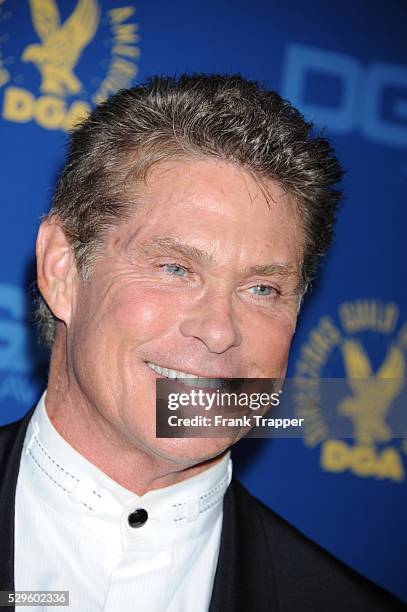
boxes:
[0,409,405,612]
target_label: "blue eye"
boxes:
[162,263,188,277]
[249,285,276,297]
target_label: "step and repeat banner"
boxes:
[1,0,406,602]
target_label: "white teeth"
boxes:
[147,362,224,389]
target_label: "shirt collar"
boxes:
[22,391,232,551]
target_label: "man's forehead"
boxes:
[113,158,304,276]
[139,157,291,206]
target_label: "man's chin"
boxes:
[149,435,235,468]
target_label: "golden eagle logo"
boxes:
[21,0,100,96]
[339,339,405,444]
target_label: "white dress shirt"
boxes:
[15,391,232,611]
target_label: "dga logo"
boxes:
[0,0,140,130]
[294,300,407,482]
[0,283,42,410]
[282,43,407,149]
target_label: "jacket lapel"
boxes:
[209,479,279,612]
[0,409,35,591]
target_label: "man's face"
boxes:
[66,158,303,466]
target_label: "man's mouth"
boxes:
[146,361,225,389]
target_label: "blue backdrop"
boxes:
[1,0,406,602]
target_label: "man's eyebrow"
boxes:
[243,262,297,277]
[137,236,303,290]
[137,237,216,264]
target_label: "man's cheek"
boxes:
[115,293,176,336]
[253,329,292,373]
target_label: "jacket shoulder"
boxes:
[0,408,35,591]
[0,409,35,477]
[230,479,405,611]
[0,409,35,452]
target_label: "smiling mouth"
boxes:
[146,361,226,389]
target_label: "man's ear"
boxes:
[36,218,78,325]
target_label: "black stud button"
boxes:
[128,508,148,528]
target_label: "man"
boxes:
[0,74,404,611]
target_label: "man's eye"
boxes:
[249,284,278,298]
[161,263,188,277]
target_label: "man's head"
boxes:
[36,74,342,476]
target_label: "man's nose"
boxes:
[179,291,243,354]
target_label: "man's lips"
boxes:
[144,360,233,379]
[145,361,229,389]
